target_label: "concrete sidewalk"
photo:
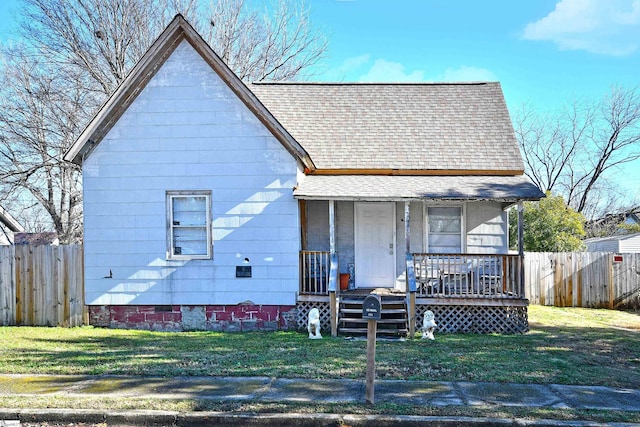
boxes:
[1,374,639,426]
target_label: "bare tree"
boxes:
[18,0,199,96]
[515,85,640,218]
[202,0,327,81]
[575,86,640,213]
[0,47,84,243]
[514,101,593,194]
[0,0,327,241]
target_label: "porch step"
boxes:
[340,308,407,315]
[338,293,408,338]
[340,327,409,335]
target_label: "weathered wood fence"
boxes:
[525,252,640,309]
[0,245,85,326]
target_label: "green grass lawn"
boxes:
[1,306,639,388]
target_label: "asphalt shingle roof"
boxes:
[249,82,524,172]
[294,175,543,201]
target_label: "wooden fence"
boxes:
[0,245,85,326]
[525,252,640,309]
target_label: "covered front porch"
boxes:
[296,197,529,336]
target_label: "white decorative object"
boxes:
[307,308,322,339]
[422,310,437,340]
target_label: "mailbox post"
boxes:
[362,294,381,405]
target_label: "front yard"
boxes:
[2,306,639,388]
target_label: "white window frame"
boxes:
[424,203,466,254]
[166,190,212,260]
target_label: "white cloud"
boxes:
[522,0,640,55]
[358,59,425,82]
[322,54,370,81]
[338,54,371,73]
[329,57,495,83]
[437,65,497,82]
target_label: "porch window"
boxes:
[166,191,212,260]
[427,206,462,253]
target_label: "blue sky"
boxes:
[0,0,639,202]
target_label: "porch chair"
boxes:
[441,258,472,295]
[415,259,442,296]
[476,258,502,295]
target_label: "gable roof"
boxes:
[64,15,314,170]
[249,82,524,174]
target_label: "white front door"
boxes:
[354,202,396,288]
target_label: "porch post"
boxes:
[517,201,525,296]
[405,202,416,338]
[329,200,338,337]
[329,200,336,255]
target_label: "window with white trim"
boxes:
[166,191,212,260]
[427,206,462,253]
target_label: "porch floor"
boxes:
[340,288,406,297]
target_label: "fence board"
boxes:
[0,245,85,326]
[0,245,15,325]
[525,252,640,309]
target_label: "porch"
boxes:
[297,250,528,336]
[295,198,529,336]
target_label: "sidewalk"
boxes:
[1,374,639,426]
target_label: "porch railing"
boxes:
[412,253,524,299]
[300,251,331,295]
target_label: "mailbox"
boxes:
[362,294,381,320]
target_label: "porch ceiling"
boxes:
[294,174,544,202]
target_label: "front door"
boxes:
[354,202,396,288]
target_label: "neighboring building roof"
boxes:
[13,232,59,246]
[294,174,543,201]
[249,82,524,173]
[584,232,640,244]
[585,209,640,238]
[63,14,314,171]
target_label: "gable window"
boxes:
[427,206,463,253]
[166,191,212,260]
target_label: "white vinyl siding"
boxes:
[427,206,462,253]
[167,191,211,260]
[465,201,508,254]
[82,40,300,306]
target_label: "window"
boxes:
[166,191,212,260]
[427,206,462,253]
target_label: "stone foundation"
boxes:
[88,304,297,332]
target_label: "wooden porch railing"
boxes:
[411,253,524,299]
[300,251,331,295]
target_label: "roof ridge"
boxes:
[250,81,496,86]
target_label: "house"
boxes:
[13,232,59,246]
[584,232,640,253]
[585,209,640,238]
[64,15,544,334]
[0,206,24,245]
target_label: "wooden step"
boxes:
[340,308,407,315]
[340,317,407,324]
[340,328,409,335]
[338,293,409,338]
